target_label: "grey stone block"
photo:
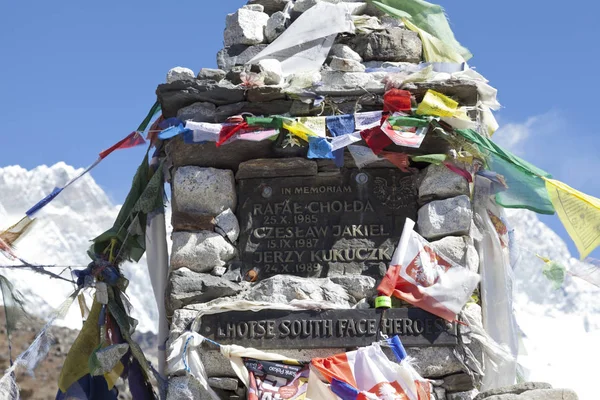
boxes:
[165,135,275,171]
[447,390,479,400]
[169,309,198,343]
[247,86,286,102]
[474,382,554,400]
[419,164,470,202]
[157,80,246,118]
[246,0,290,15]
[316,71,385,96]
[242,275,353,306]
[217,44,268,71]
[330,56,366,72]
[351,28,422,63]
[236,158,318,179]
[170,231,237,273]
[330,43,362,62]
[417,195,472,240]
[176,102,216,123]
[403,346,465,378]
[167,375,215,400]
[167,268,242,311]
[329,275,376,301]
[166,67,195,83]
[257,59,283,85]
[519,389,578,400]
[431,236,479,273]
[208,377,239,391]
[173,166,236,215]
[197,68,226,82]
[443,373,477,393]
[224,8,269,46]
[215,208,240,243]
[265,11,289,42]
[433,387,446,400]
[242,4,265,12]
[215,100,293,122]
[406,81,479,107]
[293,0,320,12]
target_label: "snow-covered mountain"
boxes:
[0,163,598,398]
[505,209,600,400]
[0,162,164,333]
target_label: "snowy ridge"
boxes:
[0,162,162,333]
[506,209,600,400]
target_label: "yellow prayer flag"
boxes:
[402,18,466,64]
[416,90,459,118]
[544,178,600,260]
[298,116,326,137]
[283,120,320,142]
[104,362,125,389]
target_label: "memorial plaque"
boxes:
[237,168,418,280]
[199,308,457,349]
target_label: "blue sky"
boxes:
[1,0,599,258]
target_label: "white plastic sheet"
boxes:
[249,2,355,76]
[146,207,170,376]
[473,175,519,390]
[166,332,220,399]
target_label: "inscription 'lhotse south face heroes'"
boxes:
[237,169,418,280]
[199,309,458,348]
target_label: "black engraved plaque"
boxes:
[237,168,418,280]
[199,308,457,349]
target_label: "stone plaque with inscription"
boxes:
[237,168,418,280]
[199,308,457,349]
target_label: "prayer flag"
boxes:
[298,116,327,137]
[544,178,600,260]
[381,116,428,148]
[348,145,381,168]
[311,336,431,400]
[378,219,480,322]
[381,152,413,173]
[330,132,362,152]
[308,137,334,159]
[354,111,383,130]
[327,115,356,167]
[283,119,320,142]
[410,154,447,165]
[369,0,471,61]
[360,127,393,154]
[383,89,412,113]
[416,90,458,118]
[157,124,190,140]
[99,132,146,159]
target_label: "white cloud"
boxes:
[493,110,564,155]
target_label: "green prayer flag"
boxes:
[246,116,285,129]
[542,260,566,290]
[387,115,431,128]
[369,0,472,61]
[410,154,447,165]
[136,101,161,132]
[455,129,555,215]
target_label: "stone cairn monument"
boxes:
[156,1,579,399]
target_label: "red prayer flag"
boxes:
[383,89,412,113]
[381,151,415,173]
[99,132,146,159]
[444,162,473,182]
[360,127,393,154]
[217,122,249,147]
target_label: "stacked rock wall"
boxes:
[160,1,494,399]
